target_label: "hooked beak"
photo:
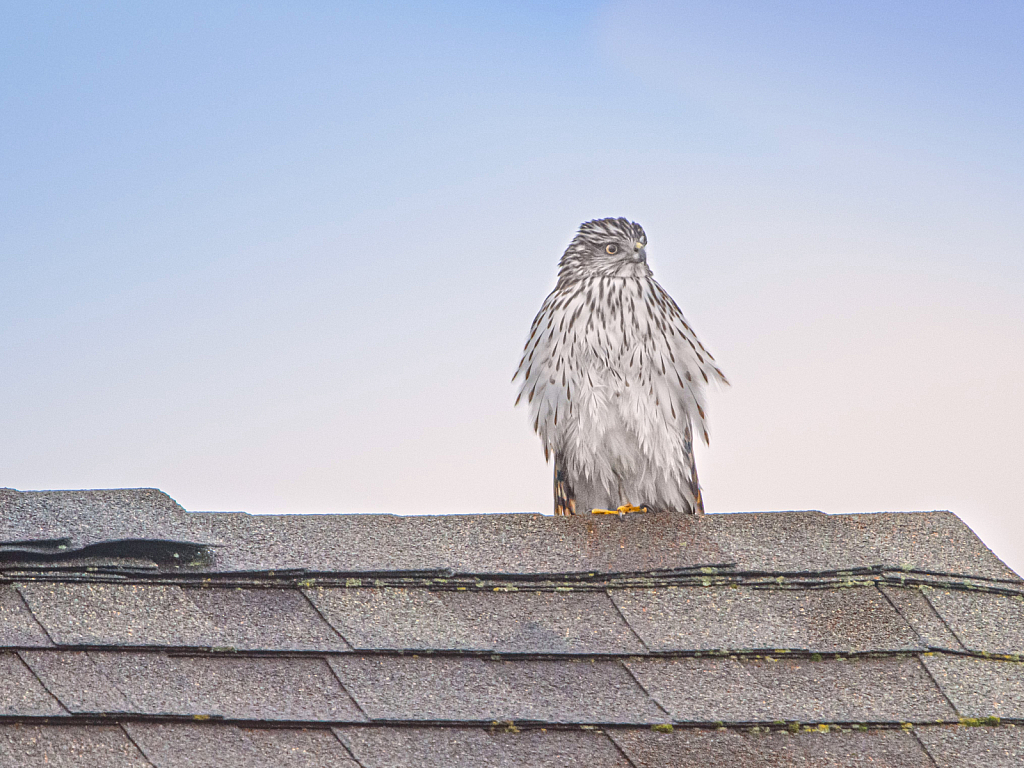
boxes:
[633,243,647,262]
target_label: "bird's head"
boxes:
[558,217,651,282]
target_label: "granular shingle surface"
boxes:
[878,585,965,651]
[921,654,1024,720]
[701,511,858,573]
[611,585,920,653]
[17,582,222,647]
[915,724,1024,768]
[183,587,349,652]
[922,587,1024,656]
[833,511,1022,582]
[334,726,632,768]
[202,509,726,575]
[329,656,666,724]
[611,727,935,768]
[625,656,955,723]
[124,723,360,768]
[19,651,135,714]
[1,488,1020,765]
[0,724,150,768]
[0,488,211,555]
[88,652,366,721]
[307,587,644,654]
[0,652,67,717]
[0,585,53,648]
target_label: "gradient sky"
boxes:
[2,2,1022,572]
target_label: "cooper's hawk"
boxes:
[514,218,728,516]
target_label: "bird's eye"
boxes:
[605,244,619,255]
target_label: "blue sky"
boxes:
[2,1,1022,571]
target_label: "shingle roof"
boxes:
[1,487,1022,766]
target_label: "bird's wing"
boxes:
[513,288,576,456]
[641,279,729,445]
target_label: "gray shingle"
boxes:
[833,512,1021,582]
[915,724,1024,768]
[878,585,964,651]
[434,512,726,575]
[611,586,920,653]
[329,656,666,724]
[334,726,632,768]
[0,651,66,716]
[922,588,1024,656]
[611,727,935,768]
[87,652,365,721]
[306,587,644,654]
[19,651,135,713]
[202,510,726,576]
[124,723,359,768]
[17,582,223,647]
[1,554,160,570]
[0,585,53,647]
[921,655,1024,720]
[0,488,212,554]
[625,656,955,724]
[17,582,349,652]
[0,724,150,768]
[182,587,349,652]
[701,510,1021,581]
[625,657,770,722]
[700,511,877,574]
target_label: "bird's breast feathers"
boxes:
[514,275,726,459]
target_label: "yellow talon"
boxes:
[591,505,648,515]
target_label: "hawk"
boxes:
[513,218,728,516]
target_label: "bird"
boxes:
[513,217,728,516]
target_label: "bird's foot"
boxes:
[591,505,648,515]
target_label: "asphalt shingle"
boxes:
[915,724,1024,768]
[124,723,359,768]
[611,585,920,653]
[0,724,150,768]
[701,510,1020,581]
[1,489,1018,765]
[921,655,1024,720]
[201,511,726,575]
[610,727,935,768]
[700,511,877,574]
[306,587,644,654]
[334,726,632,768]
[0,651,66,716]
[833,511,1021,582]
[877,585,964,651]
[329,656,666,724]
[1,554,161,570]
[87,652,365,721]
[0,488,212,556]
[625,656,955,724]
[17,582,349,652]
[17,582,222,647]
[182,587,349,652]
[19,651,134,714]
[0,585,53,647]
[921,587,1024,656]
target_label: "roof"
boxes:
[1,487,1023,767]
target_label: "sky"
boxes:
[2,1,1022,572]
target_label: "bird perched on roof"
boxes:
[514,218,727,516]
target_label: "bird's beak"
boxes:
[634,243,647,262]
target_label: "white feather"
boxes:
[515,271,726,514]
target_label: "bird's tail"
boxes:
[684,421,705,515]
[553,453,576,516]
